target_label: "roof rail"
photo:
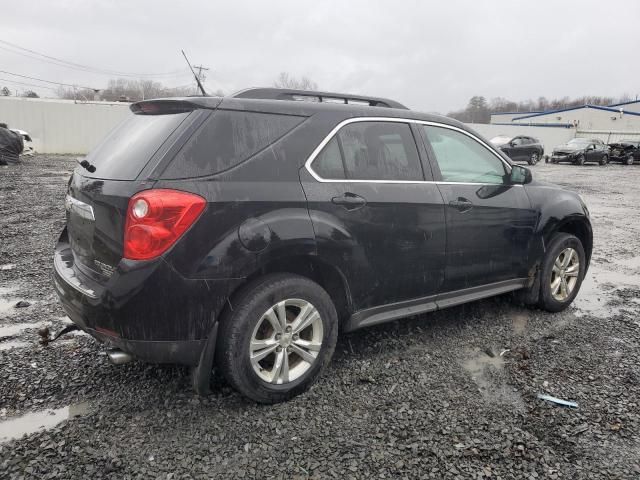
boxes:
[231,87,408,110]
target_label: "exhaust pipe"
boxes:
[107,349,133,365]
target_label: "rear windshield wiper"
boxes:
[76,157,96,173]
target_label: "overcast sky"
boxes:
[1,0,638,113]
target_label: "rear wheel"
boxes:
[528,152,540,165]
[599,155,608,166]
[216,273,338,403]
[537,233,586,312]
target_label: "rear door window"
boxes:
[312,137,345,179]
[311,121,423,181]
[82,112,190,180]
[161,110,304,179]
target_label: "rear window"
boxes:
[161,110,304,179]
[82,112,190,180]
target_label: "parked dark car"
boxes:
[0,122,24,165]
[608,140,640,165]
[53,88,592,403]
[548,138,609,165]
[490,135,544,165]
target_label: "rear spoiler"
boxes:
[130,98,222,114]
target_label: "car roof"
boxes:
[133,92,469,133]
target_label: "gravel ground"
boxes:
[1,155,639,479]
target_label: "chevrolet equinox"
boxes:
[53,88,592,403]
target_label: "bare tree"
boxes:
[56,79,195,102]
[273,72,318,91]
[1,86,10,96]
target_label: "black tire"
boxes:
[575,155,585,166]
[528,152,539,166]
[599,155,608,166]
[537,233,586,312]
[626,155,634,166]
[216,273,338,403]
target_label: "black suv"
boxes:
[490,135,544,165]
[54,88,592,403]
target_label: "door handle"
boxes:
[449,197,473,212]
[331,192,367,211]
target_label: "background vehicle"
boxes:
[53,88,592,403]
[549,138,608,165]
[490,135,544,165]
[0,123,24,165]
[10,129,35,156]
[608,140,640,165]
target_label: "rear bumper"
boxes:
[76,325,205,365]
[53,230,241,365]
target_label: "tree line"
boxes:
[447,94,637,124]
[0,72,319,103]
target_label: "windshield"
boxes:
[567,138,590,145]
[490,135,513,146]
[81,112,190,180]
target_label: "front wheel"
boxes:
[216,273,338,403]
[537,233,586,312]
[625,155,634,166]
[528,152,540,165]
[575,155,585,166]
[599,155,608,166]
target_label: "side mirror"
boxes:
[510,165,532,184]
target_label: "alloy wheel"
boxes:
[550,247,580,301]
[530,153,539,165]
[249,299,323,384]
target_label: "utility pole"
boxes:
[192,64,209,94]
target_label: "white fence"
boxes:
[0,96,131,154]
[574,130,640,144]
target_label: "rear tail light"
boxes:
[124,189,206,260]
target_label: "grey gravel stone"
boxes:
[0,155,639,479]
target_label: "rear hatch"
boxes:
[65,100,216,282]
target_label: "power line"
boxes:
[0,39,191,78]
[0,69,97,90]
[0,77,58,91]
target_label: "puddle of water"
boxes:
[0,286,22,318]
[0,321,47,338]
[0,299,16,316]
[612,256,640,271]
[462,350,525,410]
[463,351,504,380]
[0,340,29,351]
[0,286,19,296]
[0,402,90,444]
[512,313,528,335]
[573,264,640,317]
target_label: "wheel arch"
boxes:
[228,254,353,327]
[545,216,593,268]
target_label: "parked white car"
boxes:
[10,129,35,156]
